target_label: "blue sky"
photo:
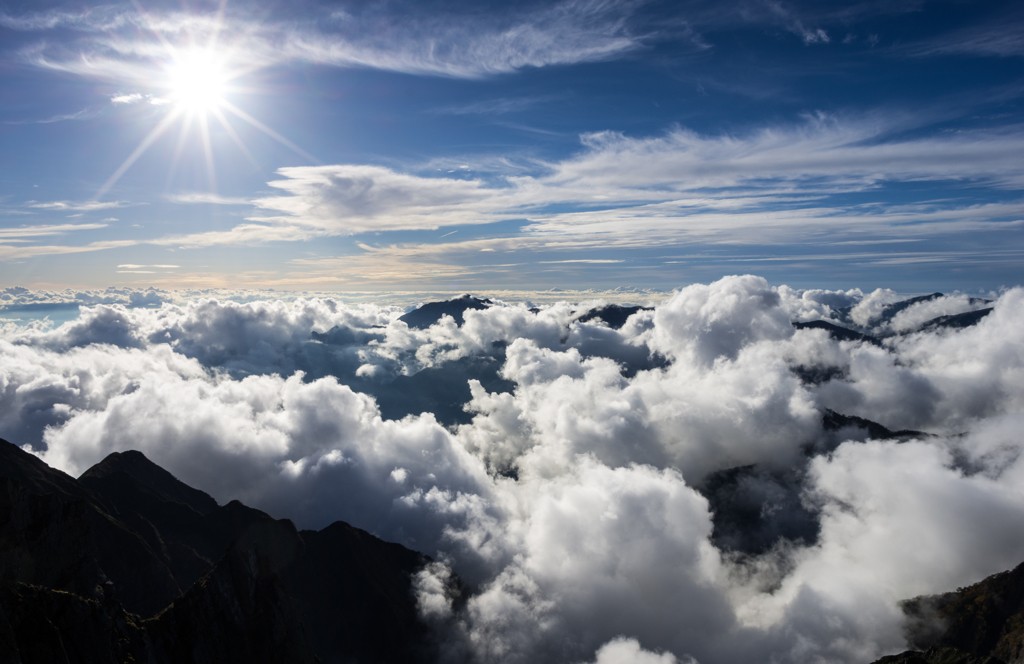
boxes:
[1,0,1021,294]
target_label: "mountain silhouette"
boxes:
[0,438,445,663]
[574,304,650,329]
[399,294,492,329]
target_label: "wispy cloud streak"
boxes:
[191,116,1024,248]
[4,0,647,81]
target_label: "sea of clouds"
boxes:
[1,275,1022,664]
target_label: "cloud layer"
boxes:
[2,275,1023,663]
[131,116,1021,287]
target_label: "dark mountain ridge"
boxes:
[919,308,993,332]
[574,304,651,330]
[830,292,993,336]
[0,438,444,663]
[793,319,882,346]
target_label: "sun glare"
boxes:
[167,50,227,113]
[96,28,315,200]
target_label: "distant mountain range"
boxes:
[0,439,445,663]
[831,293,992,334]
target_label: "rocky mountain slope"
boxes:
[871,560,1024,664]
[0,439,443,663]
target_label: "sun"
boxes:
[95,30,314,200]
[167,49,227,114]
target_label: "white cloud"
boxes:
[250,165,503,234]
[0,6,133,31]
[732,419,1024,660]
[884,293,990,333]
[777,285,864,322]
[28,200,128,211]
[276,0,644,78]
[167,192,252,205]
[443,458,723,663]
[583,638,686,664]
[0,239,138,261]
[818,287,1024,431]
[0,222,108,238]
[4,110,1022,264]
[848,288,901,326]
[110,92,144,104]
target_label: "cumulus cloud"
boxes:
[729,418,1024,661]
[818,288,1024,431]
[583,638,688,664]
[1,275,1023,663]
[848,288,902,327]
[777,285,864,322]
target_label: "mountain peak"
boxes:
[399,295,492,329]
[575,304,650,330]
[0,437,95,503]
[80,449,218,515]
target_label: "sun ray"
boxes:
[199,113,218,194]
[164,114,195,193]
[131,0,179,60]
[211,107,259,170]
[206,0,230,52]
[95,4,314,202]
[96,107,182,200]
[222,101,319,164]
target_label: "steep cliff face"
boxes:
[145,540,319,664]
[0,582,151,664]
[870,561,1024,664]
[0,438,440,663]
[900,561,1024,664]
